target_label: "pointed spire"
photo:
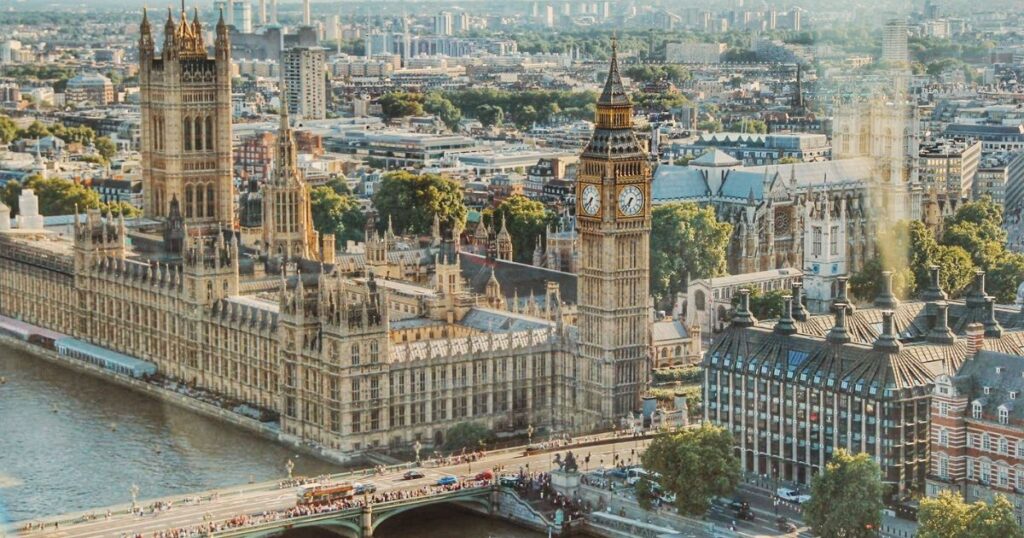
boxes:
[598,35,629,107]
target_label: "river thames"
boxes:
[0,344,539,537]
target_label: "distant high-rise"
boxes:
[543,4,555,27]
[882,19,909,66]
[453,12,470,34]
[433,11,453,36]
[283,46,326,121]
[302,0,311,26]
[258,0,267,26]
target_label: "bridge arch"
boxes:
[274,519,362,538]
[371,495,491,534]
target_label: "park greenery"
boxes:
[371,171,467,236]
[310,177,366,247]
[650,202,732,309]
[640,424,740,515]
[850,200,1022,303]
[803,449,884,538]
[377,89,597,130]
[918,491,1024,538]
[482,195,556,265]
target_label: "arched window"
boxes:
[370,340,379,363]
[695,290,706,311]
[675,345,682,357]
[183,118,192,151]
[184,185,193,218]
[1000,407,1009,425]
[973,401,983,419]
[351,343,360,366]
[206,184,215,218]
[1000,437,1009,454]
[194,116,203,151]
[195,185,204,218]
[983,433,991,451]
[206,115,214,151]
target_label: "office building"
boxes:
[283,46,327,121]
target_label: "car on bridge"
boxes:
[499,474,520,487]
[474,470,494,481]
[403,470,425,480]
[354,483,377,495]
[436,475,458,486]
[776,488,811,504]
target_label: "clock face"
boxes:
[581,185,600,216]
[618,185,644,217]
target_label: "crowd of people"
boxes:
[118,479,495,538]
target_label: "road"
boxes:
[8,436,652,538]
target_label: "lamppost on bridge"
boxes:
[414,440,423,464]
[527,424,534,446]
[285,458,295,480]
[129,483,139,512]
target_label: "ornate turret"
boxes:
[139,8,154,58]
[496,215,513,261]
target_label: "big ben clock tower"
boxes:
[576,39,651,424]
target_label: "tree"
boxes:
[778,156,799,165]
[919,491,1024,538]
[442,422,494,452]
[378,91,424,120]
[941,199,1007,270]
[849,258,915,303]
[5,175,103,216]
[372,171,467,235]
[487,195,553,265]
[476,104,504,128]
[19,120,50,139]
[311,186,366,246]
[697,119,722,132]
[650,202,732,309]
[103,201,141,218]
[673,155,694,166]
[640,424,740,515]
[423,92,462,132]
[932,245,975,298]
[731,287,786,319]
[0,115,16,144]
[94,136,116,162]
[803,449,884,538]
[988,253,1024,304]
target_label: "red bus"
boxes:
[298,483,355,505]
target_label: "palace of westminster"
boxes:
[0,10,652,454]
[0,9,973,477]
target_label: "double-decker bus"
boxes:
[298,483,355,505]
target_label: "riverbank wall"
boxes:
[0,335,356,467]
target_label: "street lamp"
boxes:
[129,483,139,512]
[285,458,295,480]
[527,424,535,445]
[414,440,423,464]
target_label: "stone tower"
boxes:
[139,7,234,226]
[261,101,321,261]
[576,39,652,423]
[802,186,848,313]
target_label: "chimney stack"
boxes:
[774,295,798,335]
[791,281,809,321]
[984,297,1004,338]
[872,310,903,353]
[731,288,758,328]
[873,270,900,310]
[965,322,984,358]
[832,277,855,315]
[927,303,957,345]
[966,270,989,310]
[827,303,851,345]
